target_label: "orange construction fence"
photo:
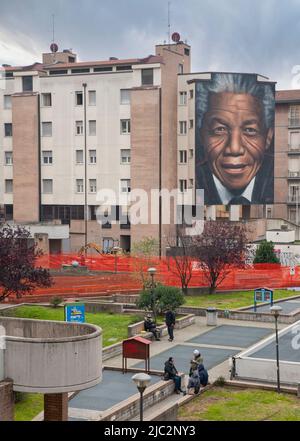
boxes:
[33,254,300,293]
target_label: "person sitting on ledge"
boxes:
[163,357,184,395]
[144,314,160,341]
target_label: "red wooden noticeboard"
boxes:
[122,336,150,373]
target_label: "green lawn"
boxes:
[0,305,143,347]
[14,393,44,422]
[178,387,300,421]
[184,289,297,310]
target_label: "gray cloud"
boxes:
[1,0,300,89]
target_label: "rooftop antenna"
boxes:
[50,14,58,63]
[168,1,171,47]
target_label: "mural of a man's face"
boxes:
[200,92,274,191]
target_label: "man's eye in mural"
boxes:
[243,127,260,136]
[209,125,229,136]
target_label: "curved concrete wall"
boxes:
[0,317,102,393]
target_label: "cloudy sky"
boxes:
[1,0,300,89]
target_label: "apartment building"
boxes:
[0,43,191,254]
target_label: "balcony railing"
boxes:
[288,144,300,153]
[288,171,300,178]
[288,118,300,127]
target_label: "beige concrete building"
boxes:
[1,41,300,254]
[0,43,191,254]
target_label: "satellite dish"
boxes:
[172,32,181,43]
[50,43,59,53]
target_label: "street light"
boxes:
[147,268,157,322]
[132,373,151,421]
[270,305,282,393]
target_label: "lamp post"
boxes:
[132,373,151,422]
[270,305,282,393]
[147,267,157,322]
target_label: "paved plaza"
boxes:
[246,299,300,314]
[66,317,279,421]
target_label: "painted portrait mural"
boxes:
[195,73,275,205]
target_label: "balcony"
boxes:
[288,171,300,179]
[288,144,300,154]
[288,118,300,128]
[287,196,300,204]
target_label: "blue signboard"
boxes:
[254,288,273,312]
[65,304,85,323]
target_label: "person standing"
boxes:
[165,308,176,342]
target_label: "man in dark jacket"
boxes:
[164,357,183,394]
[165,309,176,342]
[198,364,209,387]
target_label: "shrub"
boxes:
[49,296,62,308]
[253,240,280,264]
[214,376,226,387]
[136,284,185,322]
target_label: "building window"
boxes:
[42,122,52,137]
[4,151,13,165]
[120,89,131,104]
[93,66,113,72]
[184,48,190,56]
[89,90,96,106]
[76,121,83,135]
[89,179,97,193]
[189,119,194,129]
[121,149,131,164]
[75,91,83,106]
[178,64,184,74]
[4,123,12,137]
[120,179,131,193]
[5,179,13,193]
[89,149,97,164]
[179,179,187,192]
[22,76,33,92]
[43,179,53,194]
[189,90,194,99]
[116,65,132,71]
[179,92,187,105]
[42,150,53,165]
[189,149,194,159]
[76,150,84,164]
[121,119,131,134]
[4,205,13,221]
[179,121,187,135]
[49,69,68,75]
[179,150,187,164]
[141,68,154,86]
[89,120,96,136]
[4,95,12,109]
[76,179,84,193]
[41,93,52,107]
[289,105,300,127]
[189,178,194,188]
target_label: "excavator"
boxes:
[78,243,123,256]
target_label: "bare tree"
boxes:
[166,229,194,295]
[192,220,249,294]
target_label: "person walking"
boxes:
[163,357,184,394]
[165,308,176,342]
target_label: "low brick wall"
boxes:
[127,314,196,337]
[100,374,184,421]
[0,379,14,421]
[178,305,300,324]
[84,302,124,314]
[112,294,139,304]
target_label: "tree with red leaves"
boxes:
[192,221,249,294]
[0,224,53,302]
